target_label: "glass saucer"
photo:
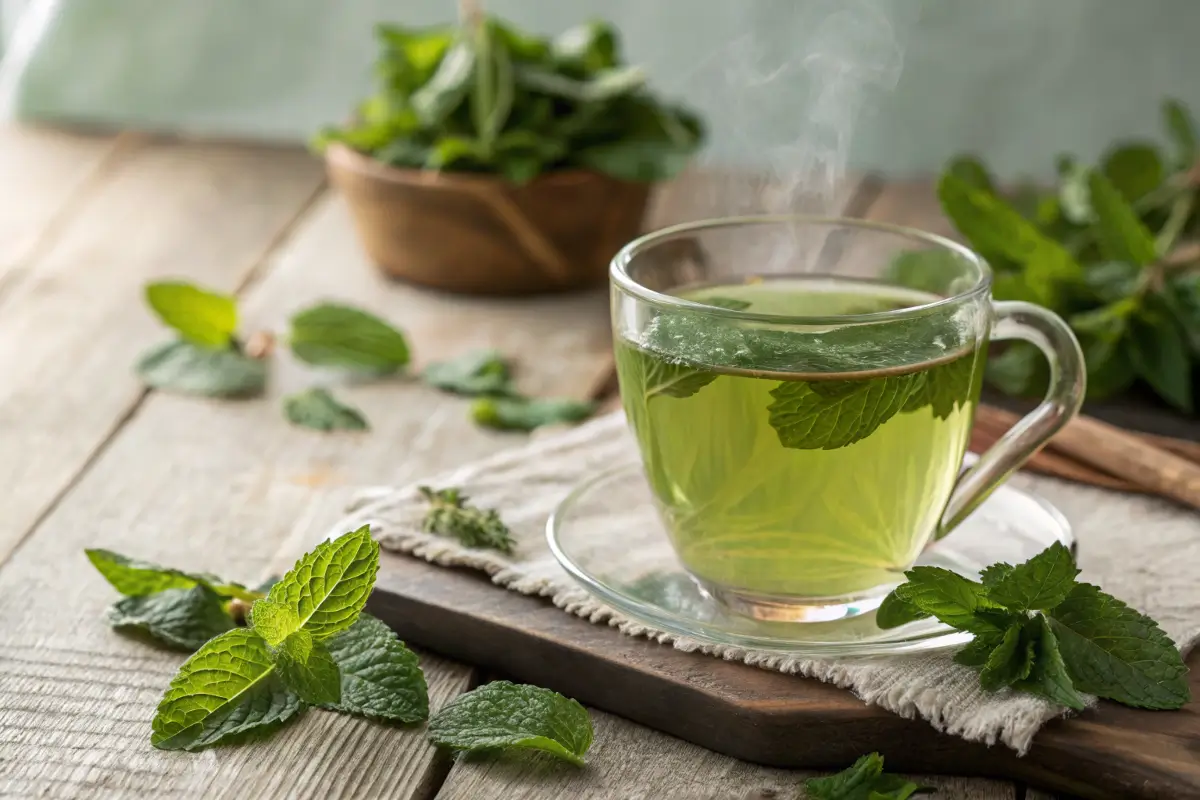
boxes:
[546,461,1073,656]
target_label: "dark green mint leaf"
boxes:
[471,396,594,431]
[803,752,931,800]
[947,155,995,193]
[427,680,593,766]
[985,541,1080,612]
[1049,583,1190,709]
[979,623,1036,691]
[275,630,341,705]
[322,614,429,723]
[411,39,474,126]
[151,629,303,751]
[419,486,515,553]
[86,549,259,601]
[1087,170,1158,266]
[894,567,1015,636]
[254,526,379,645]
[1013,615,1087,711]
[985,342,1047,398]
[768,372,921,450]
[136,340,266,398]
[423,349,514,396]
[979,563,1014,588]
[551,21,618,73]
[107,586,235,651]
[954,632,1004,668]
[901,352,978,419]
[875,591,929,630]
[1080,332,1137,400]
[1164,99,1198,168]
[1126,310,1193,413]
[283,388,369,432]
[145,281,237,348]
[1163,274,1200,356]
[289,303,410,373]
[1101,144,1164,204]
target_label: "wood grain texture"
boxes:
[434,707,1014,800]
[0,139,326,567]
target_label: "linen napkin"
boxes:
[334,412,1200,753]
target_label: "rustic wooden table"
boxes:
[0,126,1061,799]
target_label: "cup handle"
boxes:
[936,301,1086,538]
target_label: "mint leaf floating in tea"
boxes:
[471,395,594,431]
[273,630,342,705]
[878,543,1190,710]
[145,281,238,348]
[283,387,370,432]
[136,339,267,398]
[321,614,429,723]
[767,372,923,451]
[427,681,593,767]
[107,586,235,652]
[288,303,410,373]
[419,486,515,554]
[151,628,304,751]
[803,752,932,800]
[423,349,514,396]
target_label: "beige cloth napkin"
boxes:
[334,412,1199,754]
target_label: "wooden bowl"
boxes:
[325,144,652,295]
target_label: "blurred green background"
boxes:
[2,0,1197,178]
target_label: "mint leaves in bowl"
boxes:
[314,15,705,295]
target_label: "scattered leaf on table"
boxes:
[471,396,595,431]
[289,303,411,373]
[322,614,429,723]
[423,349,513,396]
[136,340,267,398]
[283,387,370,432]
[145,281,238,348]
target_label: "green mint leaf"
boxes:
[419,486,515,554]
[1164,99,1198,168]
[1012,615,1087,711]
[901,353,977,420]
[145,281,237,349]
[289,303,410,373]
[803,752,931,800]
[1126,310,1193,413]
[884,249,962,295]
[1080,331,1137,400]
[1163,274,1200,356]
[1083,261,1140,304]
[985,341,1048,398]
[151,629,303,751]
[953,632,1004,668]
[106,586,235,651]
[423,349,514,396]
[471,396,594,431]
[768,372,921,451]
[1101,144,1164,204]
[875,591,929,630]
[1048,583,1190,709]
[255,526,379,645]
[979,563,1014,588]
[551,21,618,72]
[979,623,1036,691]
[1087,170,1158,266]
[275,630,341,705]
[427,680,593,766]
[86,549,259,601]
[985,541,1080,612]
[283,387,369,432]
[947,155,996,193]
[322,614,429,723]
[894,567,1015,636]
[622,343,720,402]
[136,339,267,398]
[411,40,475,126]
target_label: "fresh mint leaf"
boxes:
[803,752,931,800]
[411,39,475,126]
[289,303,410,373]
[947,155,995,193]
[136,340,267,398]
[423,349,514,396]
[874,591,928,629]
[1087,170,1158,265]
[1049,582,1190,709]
[145,281,237,349]
[901,353,977,419]
[322,614,429,723]
[953,632,1004,668]
[1126,310,1193,413]
[283,388,369,432]
[275,630,342,705]
[1013,615,1087,711]
[419,486,516,553]
[979,563,1014,588]
[1164,99,1197,168]
[151,629,303,751]
[107,586,235,652]
[1164,274,1200,356]
[253,526,379,645]
[427,681,593,766]
[1081,332,1137,400]
[768,372,921,451]
[979,623,1035,691]
[1101,144,1164,204]
[891,567,1014,636]
[551,21,618,73]
[86,549,259,601]
[985,541,1080,611]
[471,396,594,431]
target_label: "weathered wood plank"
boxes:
[433,708,1014,800]
[0,140,325,566]
[0,126,130,284]
[0,187,614,798]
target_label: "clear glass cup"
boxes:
[610,216,1085,622]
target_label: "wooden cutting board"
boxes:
[369,553,1199,800]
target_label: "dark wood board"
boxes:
[370,553,1199,800]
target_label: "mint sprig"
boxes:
[427,681,593,766]
[803,752,932,800]
[879,542,1190,710]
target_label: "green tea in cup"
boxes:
[610,218,1084,622]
